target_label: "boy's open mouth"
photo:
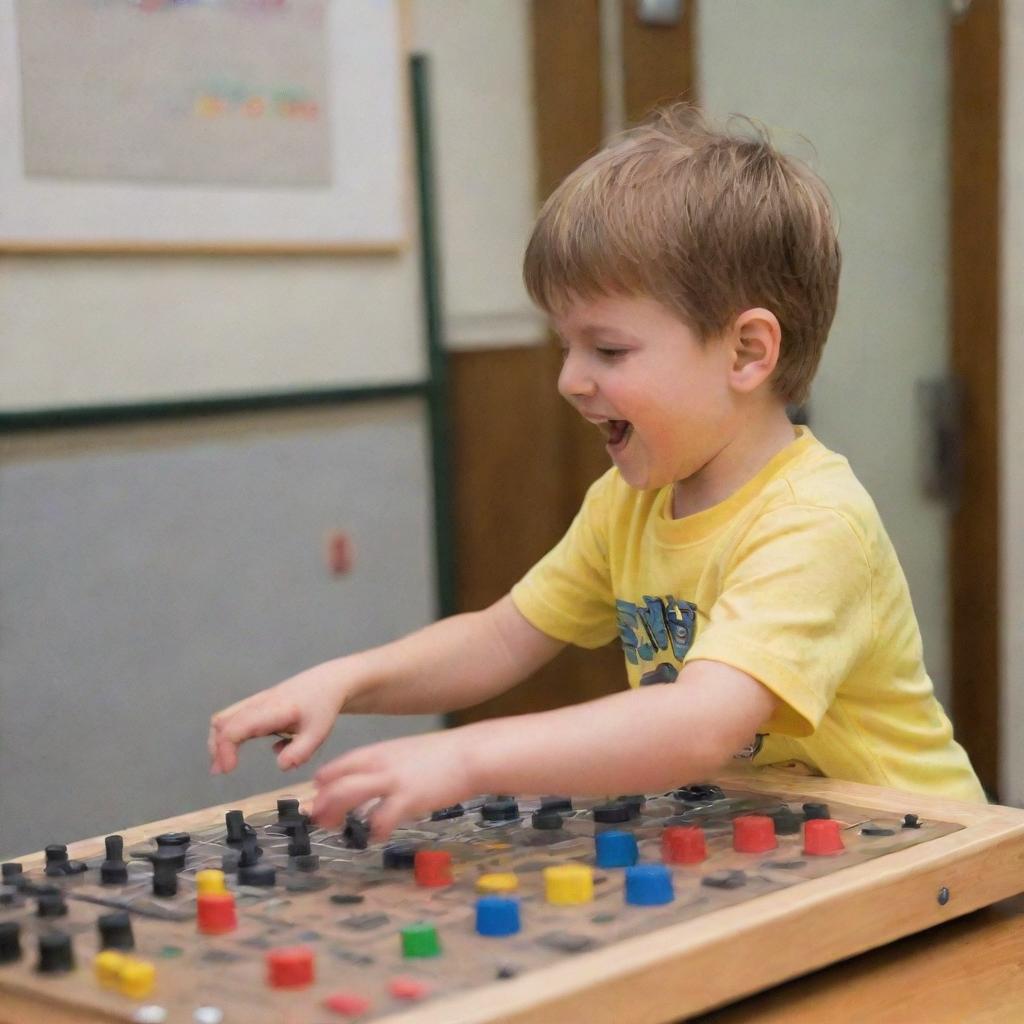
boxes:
[604,419,632,450]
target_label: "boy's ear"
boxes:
[728,308,782,393]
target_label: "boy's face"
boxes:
[553,293,737,491]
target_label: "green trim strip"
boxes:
[0,382,429,433]
[411,54,457,621]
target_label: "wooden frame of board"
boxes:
[5,769,1024,1024]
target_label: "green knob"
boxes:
[401,922,441,958]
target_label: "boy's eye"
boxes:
[597,348,626,359]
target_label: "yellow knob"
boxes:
[544,864,594,905]
[117,958,156,998]
[93,950,126,987]
[476,871,519,894]
[196,869,227,895]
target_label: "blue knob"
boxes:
[475,896,521,937]
[595,830,638,868]
[624,864,674,905]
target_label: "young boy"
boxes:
[208,107,985,840]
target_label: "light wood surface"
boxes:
[4,770,1024,1023]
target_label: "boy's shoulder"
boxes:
[766,431,882,540]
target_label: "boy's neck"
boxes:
[671,403,799,519]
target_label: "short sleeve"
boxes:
[686,504,873,736]
[510,471,619,648]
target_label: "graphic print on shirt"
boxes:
[615,595,697,686]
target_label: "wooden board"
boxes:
[2,769,1023,1023]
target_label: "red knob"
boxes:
[267,946,315,988]
[803,817,845,856]
[732,815,777,853]
[414,849,453,888]
[196,892,237,935]
[662,825,707,864]
[325,991,372,1016]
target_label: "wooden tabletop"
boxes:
[694,892,1024,1023]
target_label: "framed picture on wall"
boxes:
[0,0,407,253]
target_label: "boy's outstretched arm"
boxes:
[311,660,778,840]
[208,595,564,775]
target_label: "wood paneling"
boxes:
[448,345,623,724]
[530,0,604,201]
[950,0,1001,796]
[621,0,697,123]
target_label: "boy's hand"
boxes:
[208,660,351,775]
[312,728,477,842]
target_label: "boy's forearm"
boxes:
[342,596,563,716]
[463,665,774,796]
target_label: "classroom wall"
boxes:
[0,1,544,855]
[411,1,543,350]
[1002,4,1023,805]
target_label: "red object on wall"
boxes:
[325,531,354,576]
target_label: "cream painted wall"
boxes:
[0,1,544,413]
[0,253,427,410]
[410,0,544,349]
[1001,2,1023,804]
[699,0,954,707]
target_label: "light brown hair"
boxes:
[523,105,841,405]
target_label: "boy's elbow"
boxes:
[670,661,779,777]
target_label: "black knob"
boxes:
[237,864,276,887]
[0,921,22,963]
[238,835,262,868]
[382,843,417,869]
[225,810,248,845]
[540,796,573,812]
[153,834,188,871]
[288,822,311,858]
[291,854,319,873]
[802,803,830,821]
[277,797,300,816]
[37,932,74,973]
[770,808,803,836]
[98,911,134,951]
[37,892,67,918]
[531,810,564,830]
[342,814,370,850]
[1,863,23,882]
[593,801,631,823]
[151,852,179,897]
[44,845,70,877]
[481,799,519,822]
[618,795,646,818]
[101,835,129,885]
[430,804,465,821]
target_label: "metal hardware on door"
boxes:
[636,0,684,27]
[917,377,964,510]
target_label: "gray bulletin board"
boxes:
[0,403,441,859]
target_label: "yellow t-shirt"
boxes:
[511,428,985,803]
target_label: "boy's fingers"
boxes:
[367,796,406,842]
[219,702,296,747]
[275,727,327,771]
[311,773,392,830]
[314,748,377,786]
[208,701,295,775]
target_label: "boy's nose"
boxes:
[557,352,597,400]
